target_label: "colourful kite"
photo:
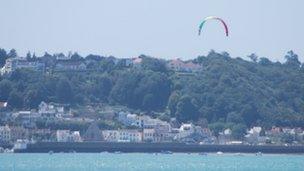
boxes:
[198,16,229,36]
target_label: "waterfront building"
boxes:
[56,130,82,142]
[143,129,155,142]
[102,129,142,142]
[118,129,142,142]
[102,130,119,142]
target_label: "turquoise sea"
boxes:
[0,153,303,171]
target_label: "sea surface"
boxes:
[0,153,303,171]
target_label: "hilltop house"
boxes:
[167,59,201,73]
[1,58,45,75]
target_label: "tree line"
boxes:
[0,48,304,131]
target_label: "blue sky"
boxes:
[0,0,303,61]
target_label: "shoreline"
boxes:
[13,142,304,154]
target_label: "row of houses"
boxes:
[115,111,212,143]
[0,57,88,75]
[1,56,202,75]
[1,120,304,145]
[0,125,48,143]
[1,58,45,75]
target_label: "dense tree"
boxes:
[208,122,226,137]
[0,80,13,101]
[26,51,32,61]
[284,50,301,68]
[226,112,244,124]
[7,90,23,109]
[168,92,180,117]
[258,57,272,66]
[231,124,247,139]
[7,49,17,58]
[140,55,167,73]
[56,78,73,103]
[71,52,83,61]
[248,53,258,63]
[176,95,199,122]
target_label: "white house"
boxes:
[175,123,195,140]
[38,101,65,118]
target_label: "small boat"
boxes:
[114,151,122,154]
[48,151,54,155]
[216,151,223,155]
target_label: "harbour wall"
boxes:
[15,142,304,154]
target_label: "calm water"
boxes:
[0,153,303,171]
